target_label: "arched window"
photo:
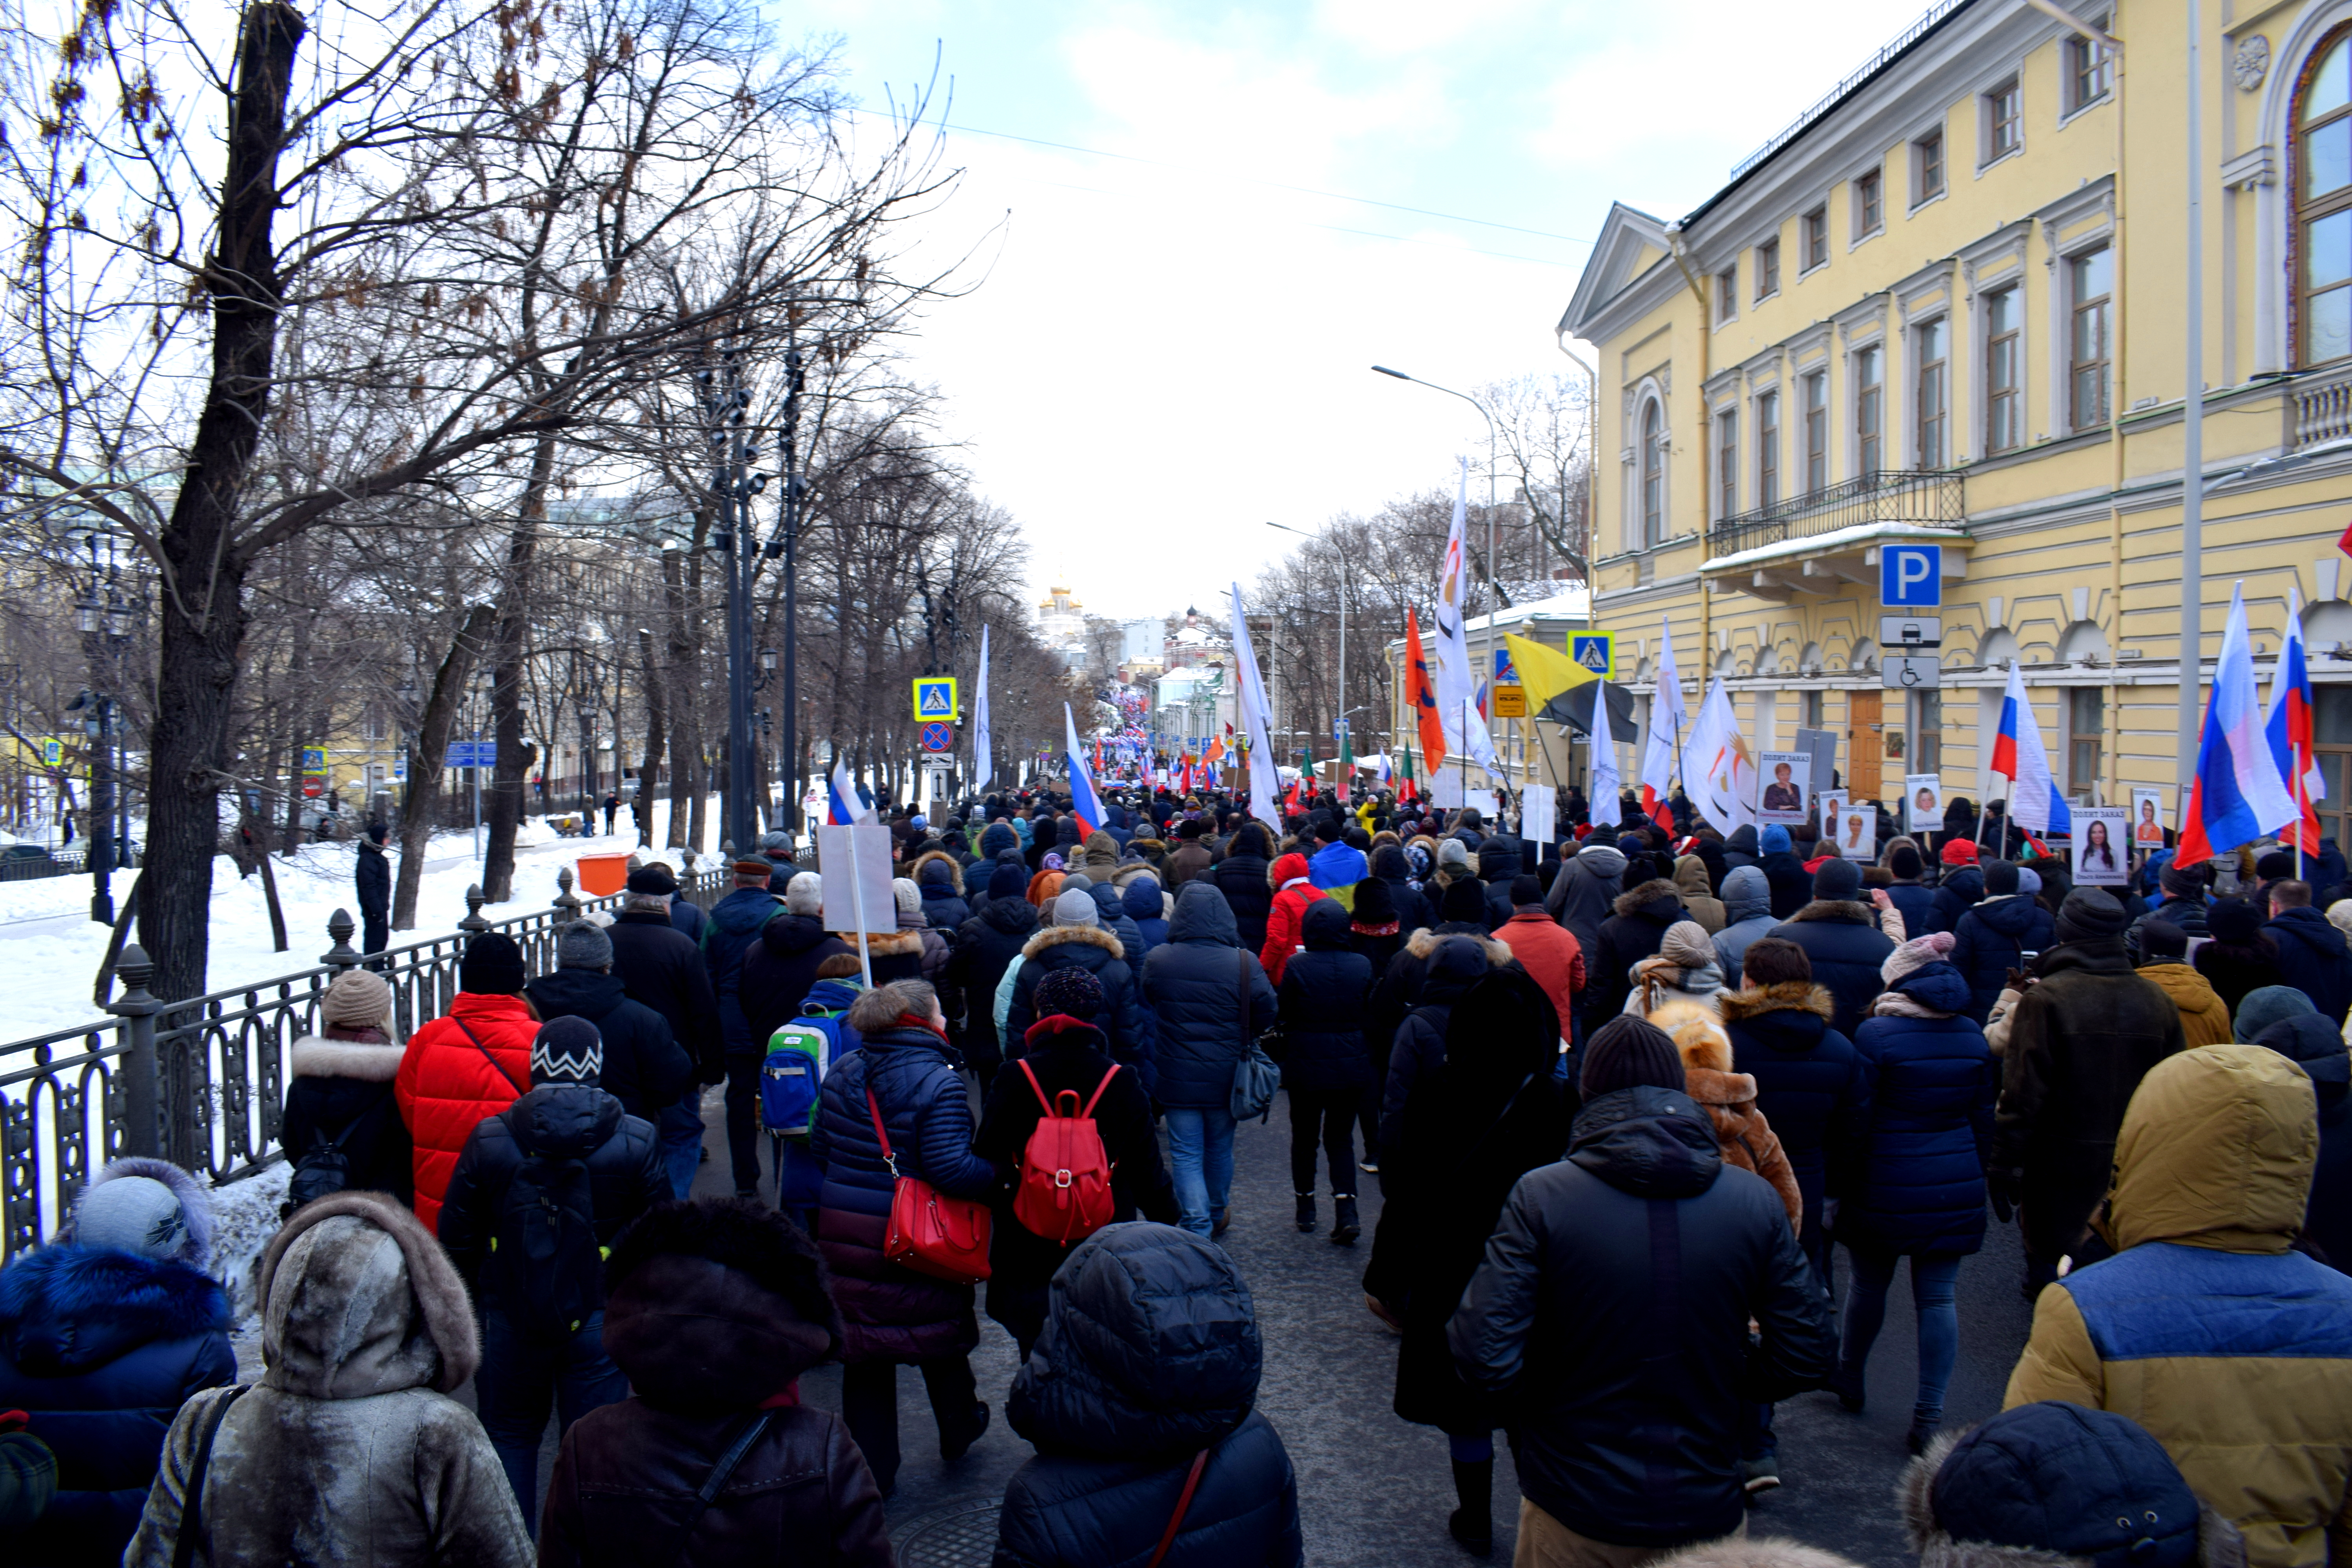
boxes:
[2296,26,2352,366]
[1640,401,1664,547]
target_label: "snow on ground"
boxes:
[0,798,724,1042]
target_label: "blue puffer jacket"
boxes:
[997,1223,1303,1568]
[1276,900,1374,1093]
[1767,900,1897,1038]
[1086,881,1143,957]
[811,1024,997,1362]
[0,1242,235,1564]
[2265,904,2352,1026]
[1719,981,1870,1227]
[1928,865,1985,935]
[1843,961,1997,1256]
[702,886,782,1057]
[1139,883,1278,1110]
[1950,895,2055,1022]
[1122,878,1169,961]
[1006,924,1157,1093]
[1883,880,1936,942]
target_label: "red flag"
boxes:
[1405,606,1447,773]
[2339,516,2352,558]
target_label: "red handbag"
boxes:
[868,1086,992,1283]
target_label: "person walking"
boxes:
[1673,855,1727,934]
[1949,861,2056,1024]
[1141,881,1278,1238]
[1004,889,1154,1083]
[601,790,619,835]
[355,820,392,962]
[606,867,727,1193]
[810,980,995,1494]
[1546,831,1629,962]
[2247,1011,2352,1271]
[1759,825,1812,920]
[281,969,415,1208]
[1927,845,1985,936]
[1260,850,1327,985]
[1367,968,1576,1556]
[2132,919,2232,1047]
[1495,873,1584,1062]
[2263,878,2352,1025]
[2005,1045,2352,1568]
[2,1159,235,1566]
[2193,899,2285,1019]
[993,1222,1304,1568]
[1448,1014,1835,1565]
[1214,820,1278,954]
[1711,865,1779,980]
[1880,840,1936,939]
[1374,933,1497,1162]
[947,864,1039,1089]
[1768,859,1900,1036]
[536,1199,893,1568]
[525,920,693,1126]
[1588,873,1688,1025]
[1625,921,1732,1018]
[1278,899,1374,1243]
[1994,888,2187,1295]
[395,932,538,1231]
[1831,933,1996,1457]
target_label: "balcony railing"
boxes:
[2289,362,2352,450]
[1707,469,1965,561]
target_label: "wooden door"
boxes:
[1847,690,1883,799]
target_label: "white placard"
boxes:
[2072,806,2130,886]
[1521,784,1557,849]
[2129,787,2167,848]
[1429,769,1465,810]
[1756,751,1812,826]
[1836,798,1878,859]
[1905,774,1944,834]
[1464,789,1499,822]
[817,823,898,935]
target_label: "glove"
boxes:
[1987,1166,2020,1224]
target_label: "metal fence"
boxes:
[1706,469,1966,561]
[0,857,728,1264]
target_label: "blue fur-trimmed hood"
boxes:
[0,1243,229,1374]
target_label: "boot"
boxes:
[1294,1192,1316,1232]
[940,1400,989,1462]
[1330,1194,1360,1245]
[1448,1458,1494,1555]
[1906,1415,1940,1456]
[1828,1360,1865,1414]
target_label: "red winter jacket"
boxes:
[395,990,537,1231]
[1258,853,1327,986]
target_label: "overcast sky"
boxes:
[784,0,1926,622]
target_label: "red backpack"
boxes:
[1013,1060,1120,1245]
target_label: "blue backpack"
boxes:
[760,980,863,1136]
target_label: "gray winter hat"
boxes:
[76,1174,194,1262]
[893,877,922,919]
[1052,887,1101,929]
[557,918,614,970]
[532,1015,604,1087]
[786,871,823,917]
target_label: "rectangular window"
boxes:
[1803,370,1828,492]
[1856,169,1884,236]
[1802,690,1825,728]
[1755,237,1780,299]
[1985,79,2021,161]
[2067,23,2114,113]
[1917,690,1943,774]
[1803,207,1828,271]
[1915,318,1949,468]
[1855,346,1883,475]
[1756,391,1780,507]
[1915,130,1945,202]
[2069,247,2114,430]
[1717,267,1739,317]
[1985,287,2021,454]
[2069,687,2104,799]
[1717,410,1740,518]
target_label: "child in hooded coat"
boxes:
[1650,1000,1804,1229]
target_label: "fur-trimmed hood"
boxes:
[0,1242,229,1374]
[838,927,924,958]
[1403,926,1514,967]
[1021,922,1128,962]
[1613,877,1684,920]
[260,1190,478,1398]
[1650,1537,1867,1568]
[909,848,965,894]
[1656,999,1737,1078]
[289,1035,405,1082]
[1900,1428,2247,1568]
[1718,981,1835,1025]
[59,1154,214,1269]
[1788,898,1876,926]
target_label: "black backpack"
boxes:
[487,1149,603,1338]
[281,1098,388,1218]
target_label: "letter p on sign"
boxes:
[1881,543,1942,607]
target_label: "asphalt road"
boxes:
[688,1078,2039,1568]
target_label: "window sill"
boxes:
[2056,92,2111,132]
[1798,259,1830,282]
[1908,187,1949,216]
[1753,289,1782,307]
[1975,145,2022,177]
[1848,225,1884,254]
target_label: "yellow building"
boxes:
[1556,0,2352,844]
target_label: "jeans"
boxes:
[1840,1247,1962,1425]
[1163,1105,1237,1236]
[775,1136,825,1234]
[840,1355,980,1493]
[474,1308,628,1528]
[658,1090,705,1200]
[1287,1085,1360,1195]
[724,1057,763,1195]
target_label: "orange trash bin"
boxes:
[577,853,630,898]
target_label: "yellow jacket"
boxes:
[2004,1045,2352,1568]
[2137,962,2235,1050]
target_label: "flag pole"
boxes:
[845,824,873,988]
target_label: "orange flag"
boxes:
[1405,606,1448,773]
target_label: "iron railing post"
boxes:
[321,909,361,973]
[106,943,163,1159]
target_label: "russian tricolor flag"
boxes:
[2265,590,2325,854]
[1062,703,1104,837]
[826,760,872,826]
[2180,583,2299,864]
[1989,659,2069,837]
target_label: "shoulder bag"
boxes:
[1229,952,1281,1124]
[455,1017,526,1097]
[667,1409,777,1568]
[172,1385,251,1568]
[868,1080,992,1283]
[1147,1448,1214,1568]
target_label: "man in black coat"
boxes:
[1005,889,1156,1091]
[1448,1015,1833,1561]
[606,883,728,1192]
[2264,879,2352,1027]
[1586,877,1686,1026]
[524,919,693,1125]
[1766,858,1898,1037]
[739,873,855,1054]
[355,820,392,962]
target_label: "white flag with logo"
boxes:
[1640,616,1684,826]
[1680,677,1757,834]
[1430,458,1503,779]
[1588,673,1623,813]
[971,624,993,792]
[1229,582,1286,833]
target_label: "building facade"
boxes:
[1560,0,2352,842]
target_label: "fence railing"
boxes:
[2289,362,2352,450]
[0,856,728,1264]
[1706,469,1966,561]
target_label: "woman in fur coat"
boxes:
[1650,1000,1804,1229]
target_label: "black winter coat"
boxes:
[608,909,724,1071]
[0,1243,235,1565]
[1883,879,1936,941]
[1767,900,1897,1038]
[1135,882,1276,1109]
[948,896,1040,1074]
[1376,935,1494,1156]
[812,1025,996,1363]
[1479,838,1524,932]
[353,838,390,919]
[1949,895,2056,1023]
[1759,851,1813,920]
[1546,844,1629,960]
[1447,1086,1835,1549]
[1719,984,1868,1233]
[2251,1014,2352,1270]
[1844,964,1998,1258]
[699,887,782,1059]
[279,1034,415,1206]
[998,1223,1303,1568]
[1276,900,1374,1093]
[2265,905,2352,1025]
[1212,851,1275,957]
[1007,925,1156,1093]
[1928,866,1986,935]
[437,1083,669,1294]
[2125,893,2210,962]
[739,913,854,1062]
[1588,878,1686,1024]
[525,968,694,1121]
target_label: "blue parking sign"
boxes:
[1881,543,1942,606]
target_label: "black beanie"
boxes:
[2054,886,2126,945]
[1579,1015,1687,1098]
[1510,873,1543,907]
[2138,918,2189,962]
[1441,878,1489,924]
[1889,843,1922,880]
[1351,877,1397,926]
[459,932,527,995]
[1984,859,2020,896]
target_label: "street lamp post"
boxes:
[69,532,138,924]
[577,703,595,820]
[761,326,806,851]
[1372,366,1501,612]
[697,350,773,855]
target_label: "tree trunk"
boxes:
[392,603,497,930]
[138,2,303,1006]
[636,627,665,848]
[481,441,553,900]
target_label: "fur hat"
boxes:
[69,1157,212,1265]
[556,918,614,970]
[1580,1014,1687,1097]
[893,878,922,919]
[1813,857,1862,901]
[988,862,1027,901]
[459,932,526,995]
[1033,966,1105,1023]
[1884,930,1956,984]
[1652,998,1731,1074]
[1659,920,1717,970]
[321,968,393,1029]
[532,1015,603,1086]
[732,858,774,879]
[785,871,824,917]
[1440,877,1489,924]
[626,862,679,896]
[1052,887,1100,929]
[2054,886,2126,944]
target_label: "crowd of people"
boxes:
[3,776,2350,1568]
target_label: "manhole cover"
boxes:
[892,1495,1003,1568]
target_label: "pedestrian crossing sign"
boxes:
[1570,633,1615,678]
[912,677,958,721]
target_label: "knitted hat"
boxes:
[1031,966,1105,1022]
[1883,930,1956,984]
[2160,861,2207,899]
[2016,867,2042,897]
[1941,838,1980,866]
[987,862,1026,900]
[1813,858,1862,901]
[1510,873,1543,908]
[1760,824,1793,854]
[1052,887,1101,928]
[531,1015,603,1086]
[321,968,393,1029]
[76,1174,195,1261]
[556,918,614,970]
[893,878,922,919]
[1437,838,1472,871]
[459,932,527,995]
[2138,918,2189,962]
[2233,984,2316,1044]
[2206,898,2260,945]
[1658,920,1716,969]
[1590,823,1620,846]
[1917,1402,2203,1568]
[1352,877,1397,926]
[2257,849,2297,881]
[1060,872,1093,893]
[1889,842,1924,880]
[1579,1015,1688,1098]
[785,871,823,917]
[1440,878,1488,924]
[1984,859,2020,896]
[2053,886,2125,944]
[626,862,679,896]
